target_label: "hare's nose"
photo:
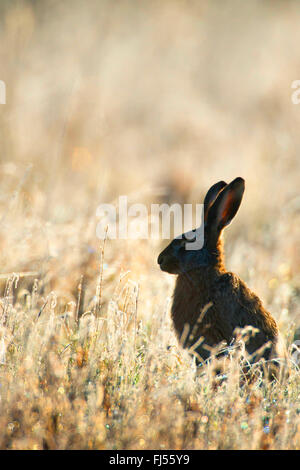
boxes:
[157,253,164,265]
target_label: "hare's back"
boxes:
[214,272,278,344]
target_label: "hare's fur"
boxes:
[158,178,282,371]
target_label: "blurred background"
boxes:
[0,0,299,332]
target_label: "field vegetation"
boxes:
[0,0,299,449]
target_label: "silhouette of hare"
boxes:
[158,177,283,373]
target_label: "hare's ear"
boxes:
[207,177,245,234]
[204,181,227,221]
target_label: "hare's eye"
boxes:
[183,230,196,242]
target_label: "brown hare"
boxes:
[157,177,283,376]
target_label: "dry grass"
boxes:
[0,0,299,450]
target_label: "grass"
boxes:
[0,268,299,450]
[0,0,299,450]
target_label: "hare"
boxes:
[157,177,283,374]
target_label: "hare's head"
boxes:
[157,177,245,274]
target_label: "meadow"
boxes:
[0,0,299,449]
